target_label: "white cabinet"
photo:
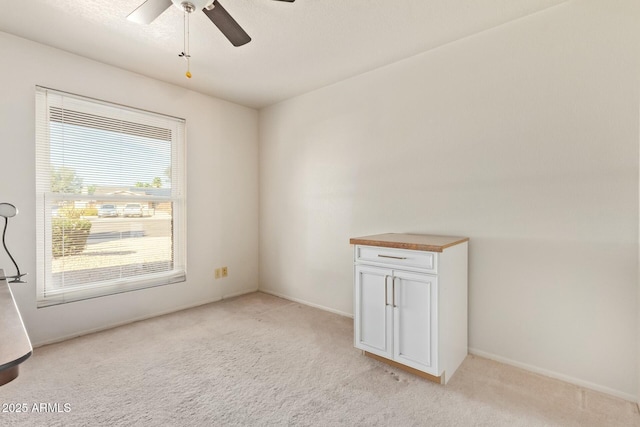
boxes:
[355,265,438,373]
[351,233,468,384]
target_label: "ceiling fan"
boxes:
[127,0,295,47]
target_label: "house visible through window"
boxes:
[35,86,186,307]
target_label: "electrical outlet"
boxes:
[221,266,228,278]
[215,268,221,279]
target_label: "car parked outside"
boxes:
[98,204,118,218]
[123,203,143,217]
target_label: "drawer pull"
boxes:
[378,255,407,260]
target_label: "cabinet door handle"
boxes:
[378,255,407,260]
[384,275,390,306]
[392,276,397,308]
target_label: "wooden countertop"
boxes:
[349,233,469,253]
[0,269,32,386]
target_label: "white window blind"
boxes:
[35,86,186,307]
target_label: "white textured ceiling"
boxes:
[0,0,566,108]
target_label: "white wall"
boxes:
[0,32,259,346]
[259,0,640,400]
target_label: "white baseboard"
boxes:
[36,288,635,404]
[259,288,353,318]
[222,286,259,300]
[468,347,637,403]
[33,290,258,348]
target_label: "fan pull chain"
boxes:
[179,8,192,78]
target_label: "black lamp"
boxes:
[0,203,26,283]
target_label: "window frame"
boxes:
[35,86,187,307]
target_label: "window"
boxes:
[35,87,186,307]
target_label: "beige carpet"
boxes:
[1,292,638,426]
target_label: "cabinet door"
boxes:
[393,270,438,375]
[354,265,393,359]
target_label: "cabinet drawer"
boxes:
[355,245,437,273]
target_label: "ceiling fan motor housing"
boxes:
[172,0,215,13]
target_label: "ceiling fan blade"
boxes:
[272,0,295,2]
[202,0,251,47]
[127,0,173,24]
